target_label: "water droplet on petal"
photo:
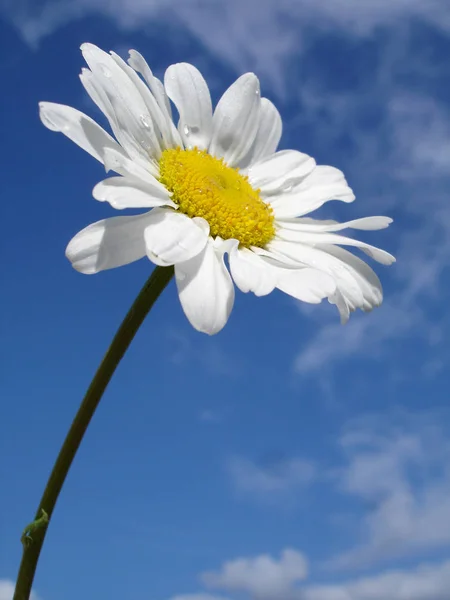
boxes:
[281,181,294,193]
[183,124,190,136]
[140,114,152,129]
[100,64,112,78]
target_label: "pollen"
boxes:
[158,147,275,248]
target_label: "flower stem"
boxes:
[13,265,174,600]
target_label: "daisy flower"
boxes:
[39,43,395,335]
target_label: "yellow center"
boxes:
[158,147,275,248]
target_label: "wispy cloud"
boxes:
[295,301,416,373]
[227,455,316,504]
[3,0,450,86]
[170,595,230,600]
[225,411,450,569]
[198,409,223,423]
[326,411,450,569]
[165,329,242,378]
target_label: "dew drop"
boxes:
[281,181,294,193]
[140,138,154,152]
[140,114,152,129]
[100,64,112,78]
[183,124,191,136]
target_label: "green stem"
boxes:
[13,265,174,600]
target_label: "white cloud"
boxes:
[201,548,308,599]
[303,559,450,600]
[0,579,39,600]
[169,555,450,600]
[225,412,450,571]
[227,455,316,502]
[2,0,450,86]
[198,409,222,423]
[0,581,15,600]
[326,412,450,569]
[295,301,416,373]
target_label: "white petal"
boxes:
[251,98,282,161]
[209,73,261,167]
[81,43,162,161]
[128,50,174,121]
[276,216,393,233]
[269,165,355,218]
[248,150,316,194]
[251,245,317,277]
[175,241,235,335]
[164,63,213,150]
[111,52,180,151]
[277,268,336,303]
[227,242,278,296]
[268,239,386,313]
[320,244,384,310]
[329,288,351,324]
[103,146,160,180]
[144,209,209,266]
[276,231,395,265]
[238,98,282,168]
[268,239,365,308]
[79,67,121,138]
[93,176,174,210]
[66,213,152,273]
[39,102,123,164]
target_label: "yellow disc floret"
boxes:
[158,147,275,248]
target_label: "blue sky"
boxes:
[1,1,450,599]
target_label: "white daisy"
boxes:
[39,43,395,335]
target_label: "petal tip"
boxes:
[80,42,94,53]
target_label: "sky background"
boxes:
[1,1,450,599]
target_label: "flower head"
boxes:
[39,43,395,334]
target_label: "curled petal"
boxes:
[144,209,209,266]
[269,166,355,218]
[277,216,393,233]
[248,150,316,194]
[277,231,395,265]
